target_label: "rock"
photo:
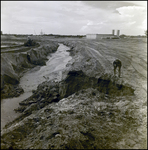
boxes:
[23,103,38,115]
[1,84,24,99]
[32,90,36,94]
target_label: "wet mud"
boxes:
[1,41,59,99]
[1,37,147,149]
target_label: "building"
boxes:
[86,30,120,39]
[86,34,97,39]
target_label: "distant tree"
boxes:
[144,30,147,37]
[120,34,126,38]
[24,38,39,47]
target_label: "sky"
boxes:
[1,1,147,35]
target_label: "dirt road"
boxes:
[78,39,147,92]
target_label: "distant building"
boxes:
[86,34,97,39]
[117,30,120,37]
[86,30,120,39]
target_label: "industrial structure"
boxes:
[86,30,120,39]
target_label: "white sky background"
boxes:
[1,1,147,35]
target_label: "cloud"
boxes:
[1,1,147,35]
[82,1,140,11]
[116,6,147,29]
[81,2,147,35]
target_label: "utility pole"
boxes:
[34,30,36,35]
[40,29,43,35]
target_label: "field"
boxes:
[1,35,147,149]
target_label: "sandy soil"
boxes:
[1,44,72,129]
[1,36,147,149]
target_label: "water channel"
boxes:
[1,44,72,130]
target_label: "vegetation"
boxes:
[120,34,146,38]
[24,39,39,47]
[43,34,85,38]
[119,34,126,38]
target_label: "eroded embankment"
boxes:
[13,70,134,115]
[1,41,59,99]
[1,41,145,149]
[1,70,138,149]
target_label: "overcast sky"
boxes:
[1,1,147,35]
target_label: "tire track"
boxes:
[78,41,113,74]
[78,40,146,93]
[89,41,147,93]
[92,41,147,79]
[81,41,115,71]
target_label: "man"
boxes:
[113,59,122,77]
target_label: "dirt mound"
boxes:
[24,39,39,47]
[1,84,24,99]
[1,56,20,91]
[62,70,98,98]
[1,39,146,149]
[97,74,135,95]
[9,70,135,125]
[1,86,141,149]
[27,49,47,66]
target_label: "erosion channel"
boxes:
[1,38,147,149]
[1,43,72,130]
